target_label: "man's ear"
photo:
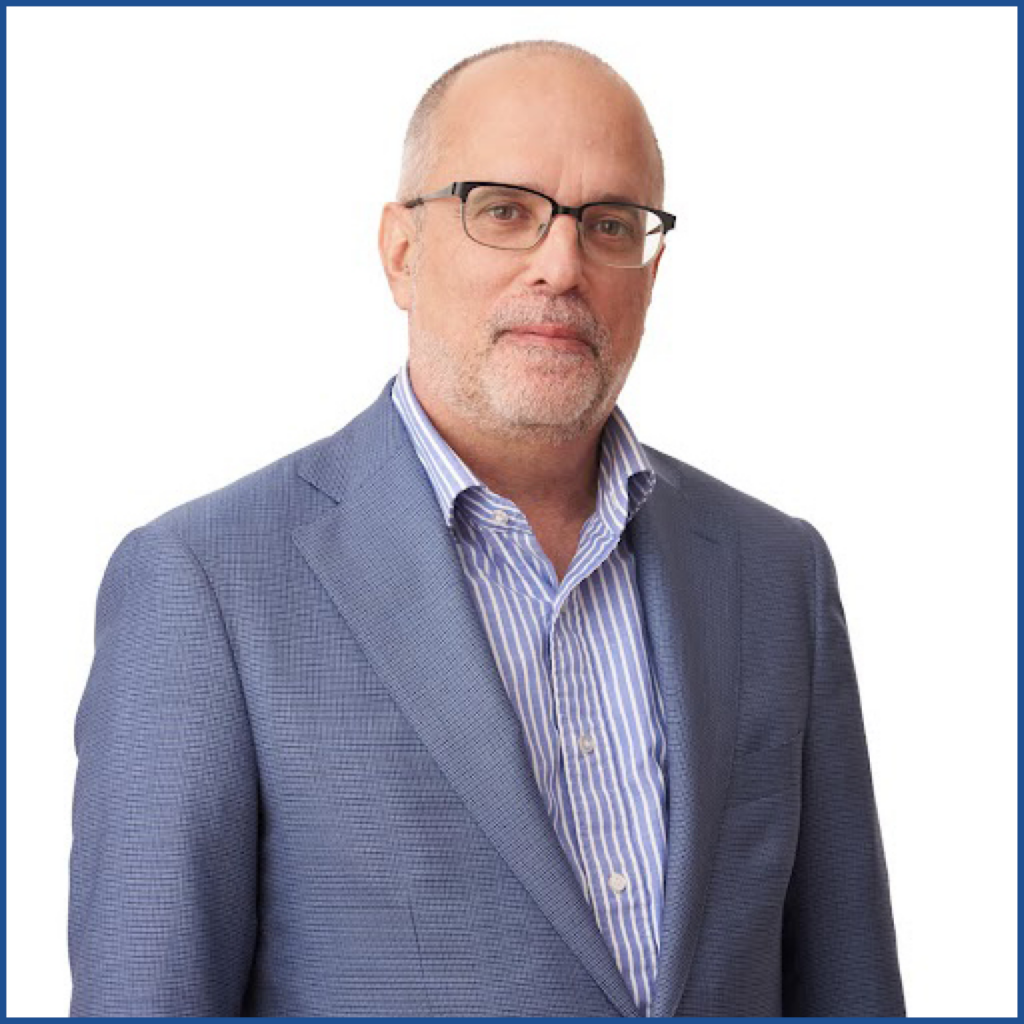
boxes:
[379,202,419,311]
[650,245,665,286]
[642,245,666,310]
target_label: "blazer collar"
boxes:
[627,459,741,1016]
[292,379,740,1018]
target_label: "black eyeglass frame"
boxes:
[403,180,677,268]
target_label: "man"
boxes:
[69,41,905,1017]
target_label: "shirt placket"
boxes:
[548,538,647,985]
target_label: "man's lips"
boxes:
[500,324,593,354]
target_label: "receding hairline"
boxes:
[396,41,665,205]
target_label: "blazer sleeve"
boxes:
[69,524,259,1017]
[781,521,906,1017]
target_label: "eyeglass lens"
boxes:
[463,185,664,267]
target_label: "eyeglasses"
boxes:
[403,181,676,269]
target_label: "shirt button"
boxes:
[578,734,596,755]
[608,872,628,895]
[492,510,509,526]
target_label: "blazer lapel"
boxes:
[629,468,741,1017]
[291,382,640,1018]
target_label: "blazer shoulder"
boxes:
[642,442,822,556]
[124,379,399,557]
[119,428,347,564]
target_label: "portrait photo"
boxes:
[6,5,1016,1017]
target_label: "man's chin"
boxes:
[483,390,604,440]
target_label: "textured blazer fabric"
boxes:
[69,378,905,1017]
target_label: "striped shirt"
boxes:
[391,362,668,1013]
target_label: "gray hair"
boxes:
[396,40,664,204]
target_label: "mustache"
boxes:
[488,301,607,351]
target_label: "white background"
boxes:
[6,6,1017,1017]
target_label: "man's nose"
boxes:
[524,213,586,292]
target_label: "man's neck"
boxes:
[420,399,604,527]
[463,434,601,526]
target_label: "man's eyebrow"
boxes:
[589,192,646,205]
[513,181,648,206]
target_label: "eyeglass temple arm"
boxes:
[402,183,460,209]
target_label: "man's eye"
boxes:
[485,204,523,221]
[594,219,632,237]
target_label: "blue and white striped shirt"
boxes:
[391,362,668,1013]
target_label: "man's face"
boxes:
[390,54,664,444]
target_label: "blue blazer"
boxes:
[70,378,905,1017]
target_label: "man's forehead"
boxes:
[440,51,638,127]
[432,54,659,195]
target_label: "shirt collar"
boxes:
[391,360,656,535]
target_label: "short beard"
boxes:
[409,305,630,445]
